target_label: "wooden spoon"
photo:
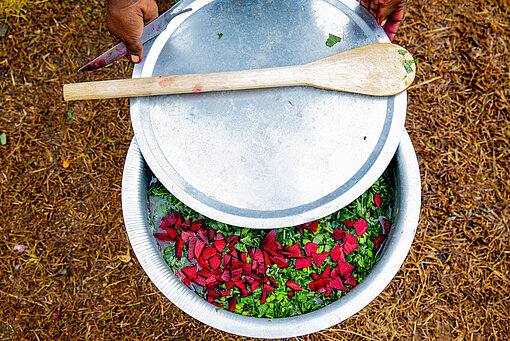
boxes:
[63,43,416,101]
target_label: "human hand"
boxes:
[359,0,406,41]
[106,0,158,64]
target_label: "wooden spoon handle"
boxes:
[63,43,416,101]
[63,66,304,101]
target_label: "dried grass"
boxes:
[0,0,508,340]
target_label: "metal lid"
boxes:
[131,0,407,228]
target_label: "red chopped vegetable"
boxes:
[268,277,278,288]
[208,290,221,299]
[276,261,290,268]
[311,273,321,280]
[175,236,184,260]
[194,276,206,286]
[354,218,368,236]
[195,240,206,259]
[197,268,211,277]
[251,281,260,291]
[211,301,222,308]
[178,219,191,231]
[253,249,264,263]
[304,220,318,232]
[242,263,252,275]
[330,243,343,262]
[197,256,211,271]
[226,281,234,290]
[231,267,243,278]
[343,233,357,244]
[226,235,239,248]
[220,270,231,282]
[209,254,222,270]
[188,237,197,261]
[213,234,226,252]
[231,258,244,269]
[228,296,237,312]
[374,234,385,250]
[263,251,272,267]
[183,276,192,286]
[332,229,346,241]
[161,212,180,228]
[379,217,391,234]
[222,253,231,267]
[240,252,248,263]
[258,262,267,274]
[285,280,303,291]
[288,291,295,298]
[229,249,239,259]
[202,247,216,260]
[154,233,174,242]
[374,193,382,208]
[286,243,304,258]
[295,257,313,270]
[344,274,357,286]
[190,220,202,232]
[181,231,196,243]
[336,262,354,276]
[267,250,286,264]
[208,229,215,242]
[260,284,275,304]
[263,229,278,243]
[308,278,330,291]
[182,265,197,279]
[321,265,331,279]
[234,280,246,291]
[342,241,359,255]
[303,242,318,257]
[312,252,329,267]
[342,220,356,228]
[221,290,231,296]
[296,224,304,233]
[329,277,347,290]
[197,229,209,243]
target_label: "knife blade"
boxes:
[78,7,192,72]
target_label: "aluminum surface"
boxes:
[131,0,407,228]
[121,131,421,338]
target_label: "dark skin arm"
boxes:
[105,0,405,64]
[106,0,158,63]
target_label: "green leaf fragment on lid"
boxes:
[325,34,341,47]
[217,33,223,39]
[398,49,407,55]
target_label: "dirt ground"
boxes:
[0,0,508,340]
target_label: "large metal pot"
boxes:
[121,131,420,338]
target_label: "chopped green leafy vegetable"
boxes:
[325,34,342,47]
[398,49,408,56]
[147,167,395,318]
[217,33,223,40]
[0,133,6,146]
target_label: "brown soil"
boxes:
[0,0,508,340]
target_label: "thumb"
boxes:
[124,38,144,64]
